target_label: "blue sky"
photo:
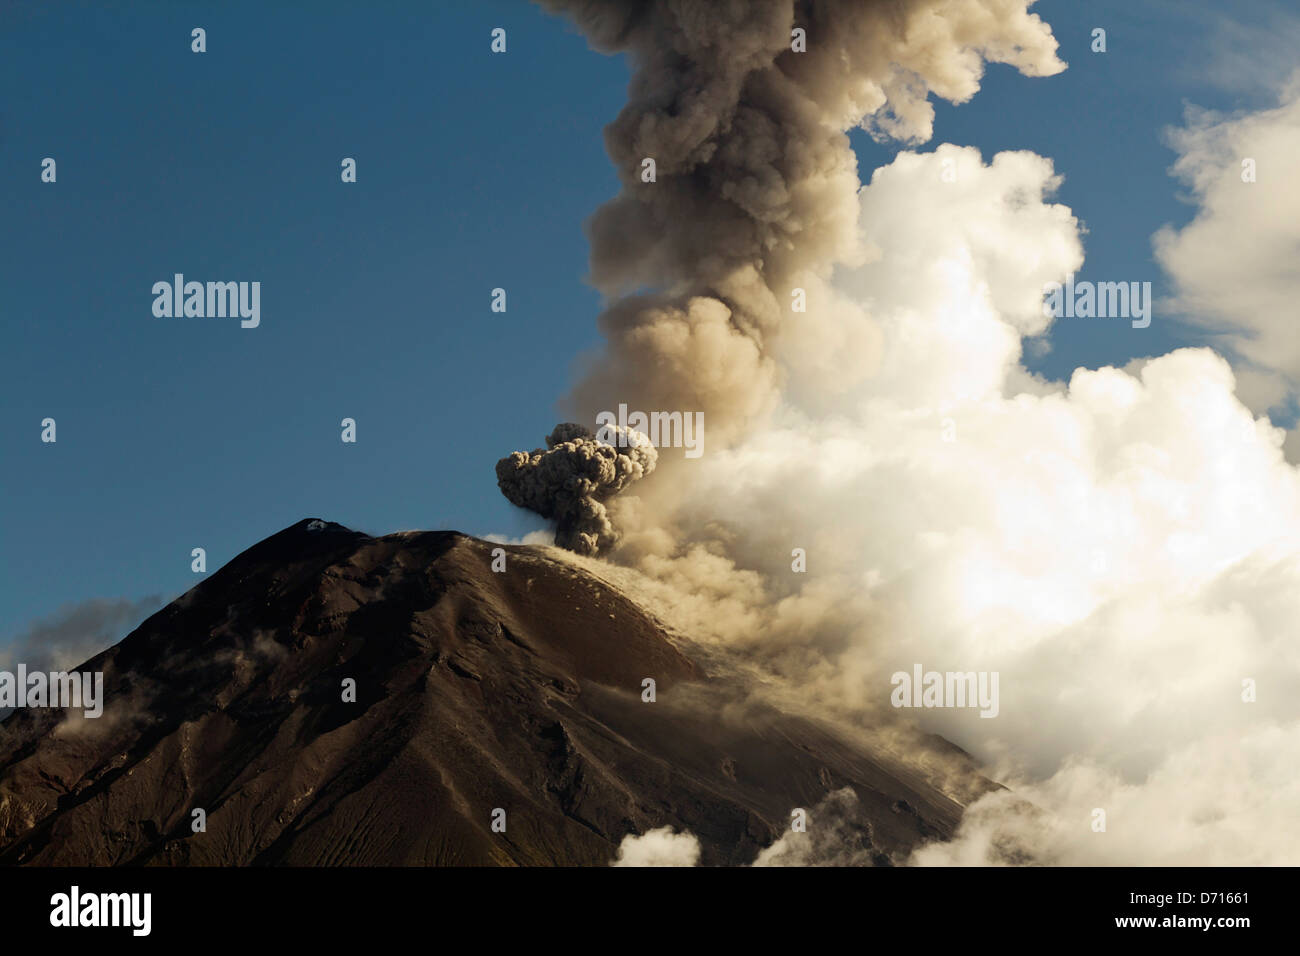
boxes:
[0,0,1285,644]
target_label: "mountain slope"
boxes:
[0,519,986,865]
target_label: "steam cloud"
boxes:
[752,789,887,866]
[495,423,657,556]
[1,596,163,674]
[611,826,701,867]
[509,0,1300,864]
[1155,73,1300,444]
[612,790,907,866]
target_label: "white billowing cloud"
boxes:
[1154,73,1300,415]
[595,144,1300,865]
[913,722,1300,866]
[1186,3,1300,98]
[797,144,1083,410]
[610,826,701,867]
[767,145,1077,421]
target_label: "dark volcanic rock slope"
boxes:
[0,519,973,866]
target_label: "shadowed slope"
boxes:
[0,519,984,865]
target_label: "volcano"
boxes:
[0,519,989,866]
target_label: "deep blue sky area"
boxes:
[0,0,1280,644]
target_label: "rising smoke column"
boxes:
[499,0,1065,550]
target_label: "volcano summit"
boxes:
[0,519,989,866]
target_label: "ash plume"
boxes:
[540,0,1062,435]
[502,0,1064,548]
[495,423,657,556]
